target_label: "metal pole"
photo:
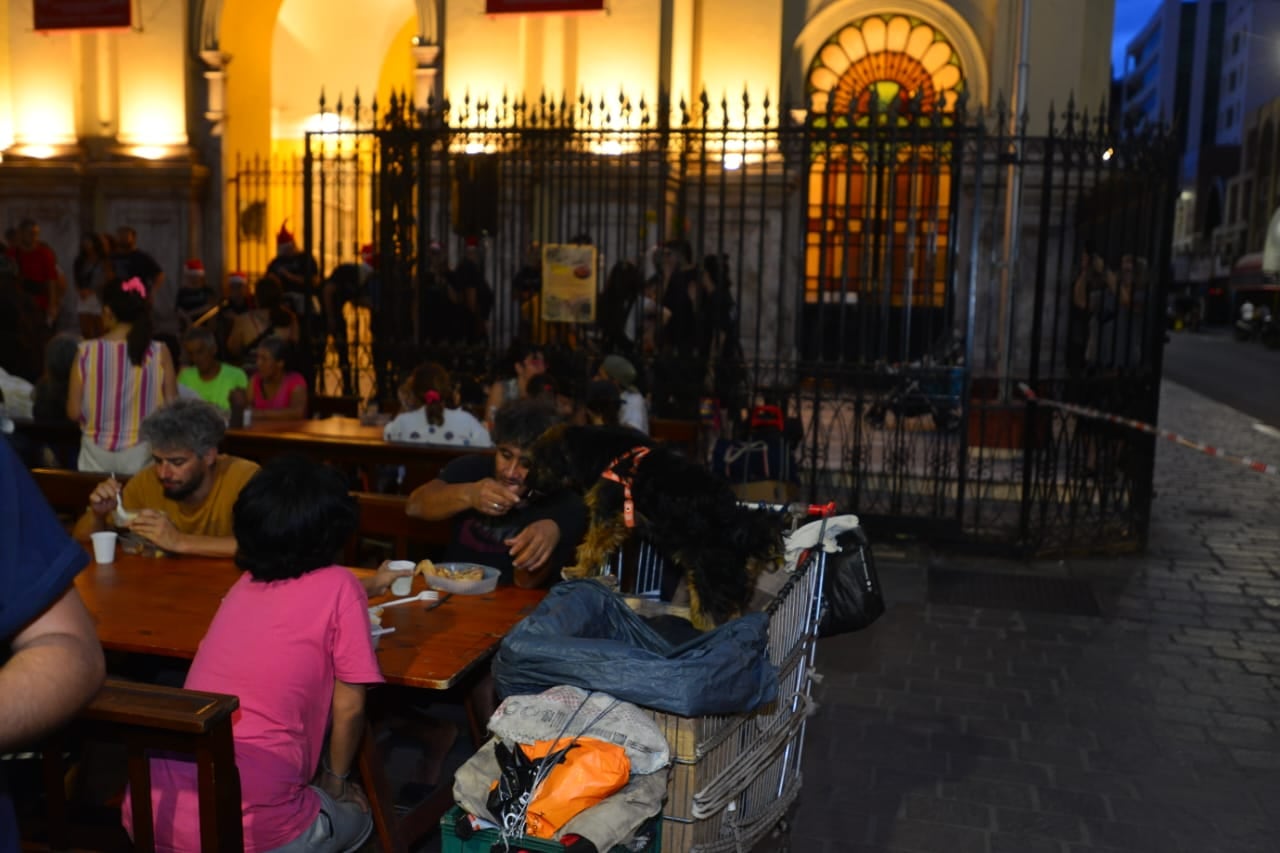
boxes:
[997,0,1031,401]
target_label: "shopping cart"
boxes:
[598,501,837,853]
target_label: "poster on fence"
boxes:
[541,243,597,323]
[33,0,131,30]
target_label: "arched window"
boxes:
[803,14,966,345]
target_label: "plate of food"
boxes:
[415,559,500,595]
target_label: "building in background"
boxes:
[0,0,1114,291]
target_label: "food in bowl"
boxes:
[417,559,484,582]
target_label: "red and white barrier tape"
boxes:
[1017,383,1279,476]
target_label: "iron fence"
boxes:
[229,90,1176,555]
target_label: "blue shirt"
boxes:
[0,435,90,850]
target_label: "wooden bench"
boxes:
[651,417,700,458]
[347,491,453,564]
[30,468,118,523]
[37,680,243,853]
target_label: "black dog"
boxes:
[525,424,782,629]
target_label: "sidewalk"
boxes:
[786,380,1280,852]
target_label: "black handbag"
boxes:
[817,525,885,637]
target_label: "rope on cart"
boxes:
[688,772,804,853]
[690,692,814,820]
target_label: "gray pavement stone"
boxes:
[790,380,1280,851]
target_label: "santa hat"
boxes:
[359,243,377,268]
[276,221,295,247]
[464,235,480,249]
[227,271,248,286]
[184,259,205,276]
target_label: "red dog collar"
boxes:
[600,445,651,527]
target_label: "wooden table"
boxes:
[76,553,544,851]
[223,417,485,491]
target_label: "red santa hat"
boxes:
[359,243,377,268]
[276,221,295,247]
[184,259,205,276]
[227,271,248,286]
[464,235,480,249]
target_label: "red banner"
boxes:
[33,0,131,31]
[485,0,605,12]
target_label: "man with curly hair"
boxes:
[73,399,260,557]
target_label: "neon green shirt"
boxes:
[178,363,249,410]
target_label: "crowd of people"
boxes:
[0,219,764,853]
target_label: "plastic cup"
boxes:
[388,560,415,596]
[91,531,118,564]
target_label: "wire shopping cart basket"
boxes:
[599,500,837,853]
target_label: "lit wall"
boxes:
[0,0,11,148]
[443,1,664,120]
[5,3,78,149]
[116,0,188,150]
[697,0,783,126]
[576,0,662,120]
[442,1,525,111]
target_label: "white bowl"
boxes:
[422,563,500,595]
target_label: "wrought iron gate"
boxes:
[230,90,1176,555]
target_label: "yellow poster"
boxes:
[541,243,598,323]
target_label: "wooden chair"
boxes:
[37,680,243,853]
[31,468,120,525]
[651,417,700,458]
[310,395,362,419]
[345,491,453,564]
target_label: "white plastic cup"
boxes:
[388,560,415,596]
[91,531,118,564]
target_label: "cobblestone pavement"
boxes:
[783,380,1280,853]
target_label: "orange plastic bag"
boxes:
[519,737,631,838]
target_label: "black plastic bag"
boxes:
[494,580,778,716]
[818,525,885,637]
[486,740,575,833]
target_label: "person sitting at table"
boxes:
[249,336,308,420]
[0,435,106,851]
[73,399,260,557]
[384,362,491,447]
[124,455,386,853]
[483,339,546,429]
[177,325,248,413]
[406,398,586,588]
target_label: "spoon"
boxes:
[113,477,138,524]
[380,590,439,608]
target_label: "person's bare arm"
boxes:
[125,510,236,558]
[316,680,370,812]
[0,586,105,752]
[406,477,515,521]
[66,355,84,423]
[159,345,178,403]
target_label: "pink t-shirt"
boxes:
[249,371,307,412]
[124,566,383,852]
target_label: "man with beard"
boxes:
[405,398,585,588]
[74,399,260,557]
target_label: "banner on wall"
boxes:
[485,0,605,13]
[33,0,132,30]
[541,244,598,323]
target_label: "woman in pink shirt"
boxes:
[249,336,308,420]
[125,456,410,852]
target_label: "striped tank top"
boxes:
[76,339,167,451]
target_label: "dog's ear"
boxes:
[526,424,578,493]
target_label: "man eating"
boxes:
[74,399,259,557]
[406,398,585,587]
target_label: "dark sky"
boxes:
[1112,0,1164,72]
